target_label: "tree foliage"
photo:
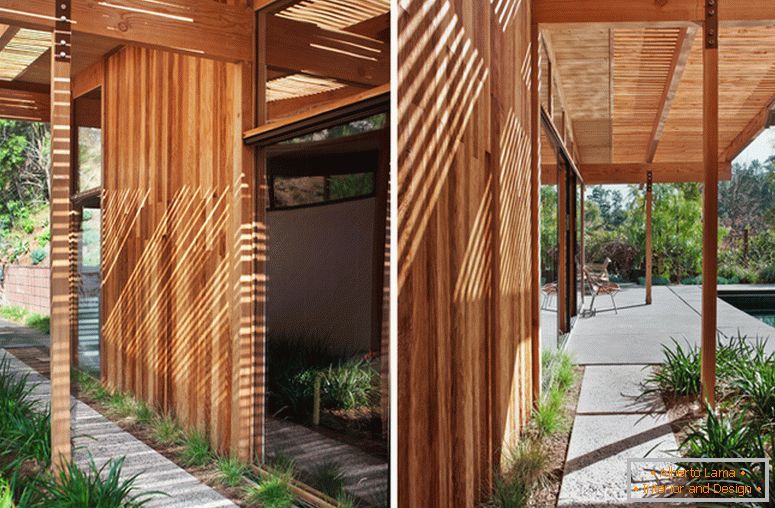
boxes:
[0,120,51,263]
[568,154,775,284]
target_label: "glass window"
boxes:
[75,88,102,192]
[78,127,101,191]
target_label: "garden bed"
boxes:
[531,366,583,507]
[642,335,774,504]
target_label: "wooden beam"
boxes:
[721,95,775,162]
[265,16,388,87]
[579,162,731,184]
[701,0,719,409]
[244,83,389,143]
[0,0,253,62]
[535,0,775,24]
[0,86,50,122]
[0,26,20,52]
[645,173,653,305]
[530,22,542,406]
[49,1,73,471]
[541,32,579,155]
[72,59,104,99]
[646,26,697,162]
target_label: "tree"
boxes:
[587,186,627,230]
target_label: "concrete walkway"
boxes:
[558,365,677,505]
[559,285,775,505]
[1,348,236,508]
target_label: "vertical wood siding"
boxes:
[397,0,534,505]
[102,46,255,456]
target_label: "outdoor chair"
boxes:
[541,282,558,310]
[585,257,612,282]
[583,267,621,315]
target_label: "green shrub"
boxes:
[180,430,212,467]
[36,229,50,247]
[730,357,775,423]
[151,415,182,446]
[76,371,109,403]
[0,307,49,335]
[758,264,775,284]
[0,306,27,324]
[134,402,155,425]
[244,471,295,508]
[30,248,46,265]
[306,460,345,498]
[718,264,758,284]
[0,478,13,508]
[534,350,575,436]
[320,359,375,411]
[644,335,755,398]
[40,457,157,507]
[266,337,339,418]
[21,219,34,235]
[533,389,567,436]
[638,275,670,286]
[25,315,49,335]
[681,407,757,461]
[216,457,247,488]
[106,391,136,419]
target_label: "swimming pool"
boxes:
[719,290,775,328]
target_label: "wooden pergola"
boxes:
[532,0,775,407]
[1,0,389,477]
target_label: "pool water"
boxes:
[750,311,775,327]
[718,291,775,329]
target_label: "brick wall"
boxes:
[1,265,50,315]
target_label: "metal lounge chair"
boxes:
[583,266,621,315]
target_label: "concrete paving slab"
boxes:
[577,366,664,414]
[558,413,678,506]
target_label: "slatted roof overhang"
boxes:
[537,1,775,185]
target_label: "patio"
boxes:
[557,284,775,504]
[567,284,775,364]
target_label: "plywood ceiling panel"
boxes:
[655,25,775,163]
[0,27,49,81]
[545,27,612,164]
[547,24,775,171]
[612,28,681,163]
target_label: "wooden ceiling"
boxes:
[544,23,775,182]
[0,25,49,81]
[263,0,390,120]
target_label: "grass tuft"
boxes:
[487,440,548,508]
[244,471,295,508]
[106,391,137,419]
[179,430,212,467]
[151,415,183,446]
[306,460,345,498]
[216,457,248,488]
[41,456,159,507]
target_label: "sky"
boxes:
[734,127,775,165]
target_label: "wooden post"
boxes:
[701,0,719,409]
[530,22,541,405]
[50,0,74,470]
[578,186,587,311]
[645,171,653,305]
